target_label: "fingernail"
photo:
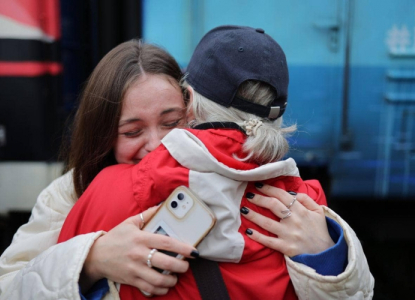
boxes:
[245,229,253,235]
[240,207,249,215]
[157,201,164,206]
[254,182,263,188]
[245,192,255,199]
[287,191,297,195]
[190,250,199,258]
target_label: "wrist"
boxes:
[79,235,105,293]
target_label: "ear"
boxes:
[186,85,195,121]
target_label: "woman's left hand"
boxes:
[241,184,335,257]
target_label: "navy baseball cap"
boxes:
[186,25,289,119]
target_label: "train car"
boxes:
[142,0,415,198]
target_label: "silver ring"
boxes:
[287,197,297,209]
[281,209,291,214]
[139,213,145,229]
[281,211,292,220]
[147,248,157,268]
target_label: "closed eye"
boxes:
[122,129,142,137]
[163,118,184,129]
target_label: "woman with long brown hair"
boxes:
[0,40,198,299]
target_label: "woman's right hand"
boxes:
[80,206,198,295]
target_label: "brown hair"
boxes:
[64,40,184,198]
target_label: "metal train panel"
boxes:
[143,0,415,198]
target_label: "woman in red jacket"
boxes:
[58,26,372,299]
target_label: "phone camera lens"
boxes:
[171,201,178,208]
[177,193,184,200]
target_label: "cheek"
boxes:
[114,137,144,164]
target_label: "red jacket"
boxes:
[59,128,326,300]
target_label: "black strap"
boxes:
[189,258,231,300]
[193,121,246,135]
[232,95,287,120]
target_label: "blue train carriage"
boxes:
[143,0,415,198]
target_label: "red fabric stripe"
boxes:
[0,61,62,76]
[0,0,61,39]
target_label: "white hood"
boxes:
[162,129,300,262]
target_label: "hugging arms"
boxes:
[0,32,374,300]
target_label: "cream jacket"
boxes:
[0,169,374,300]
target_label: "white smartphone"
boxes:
[140,186,216,296]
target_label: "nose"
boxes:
[144,129,163,153]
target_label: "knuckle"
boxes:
[255,194,267,205]
[264,185,281,197]
[126,250,141,261]
[161,258,175,271]
[267,197,280,209]
[168,274,178,286]
[262,218,274,230]
[125,264,137,277]
[174,260,189,273]
[152,275,166,287]
[159,237,174,250]
[132,233,144,245]
[266,238,278,249]
[157,288,169,295]
[146,285,157,294]
[136,280,152,293]
[291,231,302,242]
[262,184,271,193]
[288,228,303,242]
[297,209,308,219]
[287,244,298,256]
[252,232,265,243]
[296,192,307,199]
[298,193,312,202]
[250,232,261,243]
[253,195,270,208]
[181,260,190,272]
[262,236,280,252]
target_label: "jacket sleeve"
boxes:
[1,232,106,300]
[0,171,106,300]
[285,207,375,300]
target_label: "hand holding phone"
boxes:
[140,186,216,296]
